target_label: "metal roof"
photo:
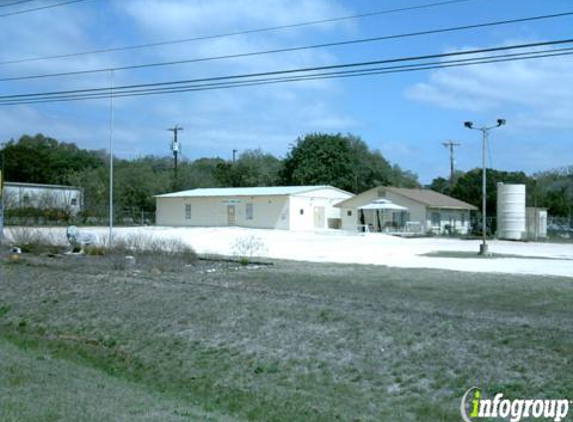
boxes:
[336,186,478,210]
[382,187,478,210]
[5,181,81,190]
[155,185,346,198]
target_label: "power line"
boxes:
[1,44,571,106]
[0,0,481,65]
[3,52,572,106]
[0,0,95,17]
[0,0,39,8]
[2,45,572,104]
[29,51,573,104]
[1,38,570,103]
[3,11,572,83]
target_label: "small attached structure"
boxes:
[526,207,548,240]
[336,186,477,234]
[155,185,353,230]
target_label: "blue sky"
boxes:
[0,0,571,184]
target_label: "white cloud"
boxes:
[119,0,349,39]
[404,42,573,129]
[0,0,358,161]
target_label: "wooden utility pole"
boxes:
[442,140,460,188]
[168,125,183,184]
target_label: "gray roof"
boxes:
[383,187,478,210]
[155,185,349,198]
[336,186,477,210]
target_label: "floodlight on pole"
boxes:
[464,118,506,255]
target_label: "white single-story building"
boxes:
[2,181,83,215]
[335,186,477,234]
[155,185,353,230]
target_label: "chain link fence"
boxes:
[2,206,155,227]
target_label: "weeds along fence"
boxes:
[3,206,155,227]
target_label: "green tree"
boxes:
[1,133,105,184]
[280,133,418,192]
[178,158,226,189]
[534,166,573,217]
[212,149,282,187]
[280,133,355,191]
[450,168,533,216]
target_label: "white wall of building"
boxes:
[3,183,82,215]
[337,189,472,234]
[156,187,351,230]
[156,195,290,229]
[289,188,351,230]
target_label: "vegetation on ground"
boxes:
[1,257,571,422]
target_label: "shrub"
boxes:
[5,226,64,254]
[102,234,197,271]
[231,234,267,265]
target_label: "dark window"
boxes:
[185,204,192,219]
[300,209,304,215]
[246,203,253,220]
[431,212,441,226]
[347,210,352,217]
[71,198,77,206]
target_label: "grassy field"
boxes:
[0,254,572,421]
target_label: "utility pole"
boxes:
[464,119,506,255]
[442,140,460,189]
[168,125,183,186]
[232,149,238,163]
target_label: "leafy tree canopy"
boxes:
[280,133,418,193]
[1,133,105,184]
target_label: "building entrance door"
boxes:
[313,206,325,228]
[227,205,236,226]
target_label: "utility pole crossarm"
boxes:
[442,140,461,189]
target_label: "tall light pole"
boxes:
[464,118,506,255]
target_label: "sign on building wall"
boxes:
[222,199,241,205]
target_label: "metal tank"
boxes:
[497,183,526,240]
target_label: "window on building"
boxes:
[23,195,30,206]
[300,209,304,215]
[431,212,441,226]
[246,203,253,220]
[461,212,466,225]
[71,198,77,206]
[347,210,352,217]
[185,204,192,219]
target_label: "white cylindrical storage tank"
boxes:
[497,183,526,240]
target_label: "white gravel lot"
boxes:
[40,226,573,278]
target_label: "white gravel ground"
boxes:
[48,226,573,278]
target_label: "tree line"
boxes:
[430,167,573,219]
[0,133,418,219]
[1,133,571,221]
